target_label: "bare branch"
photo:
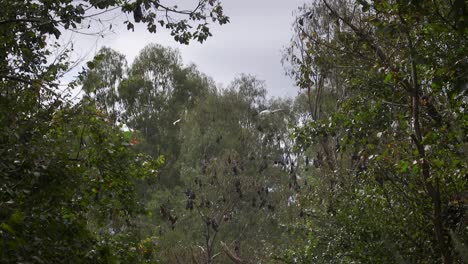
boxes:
[220,241,249,264]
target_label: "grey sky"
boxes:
[70,0,305,98]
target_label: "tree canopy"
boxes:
[1,0,467,263]
[1,1,227,262]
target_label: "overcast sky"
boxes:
[69,0,306,98]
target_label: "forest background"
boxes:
[0,0,467,263]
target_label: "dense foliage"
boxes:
[1,0,226,263]
[81,44,307,262]
[1,0,467,263]
[282,0,468,263]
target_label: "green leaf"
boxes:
[1,223,15,234]
[384,72,393,83]
[10,210,24,225]
[86,61,95,69]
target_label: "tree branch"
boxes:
[0,18,44,25]
[0,75,33,85]
[220,241,248,264]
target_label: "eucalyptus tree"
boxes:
[116,44,215,187]
[119,44,182,143]
[150,75,303,263]
[82,47,128,125]
[283,0,467,263]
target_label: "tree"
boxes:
[0,98,163,262]
[82,47,128,125]
[283,0,467,263]
[114,44,215,186]
[119,44,182,143]
[149,74,302,263]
